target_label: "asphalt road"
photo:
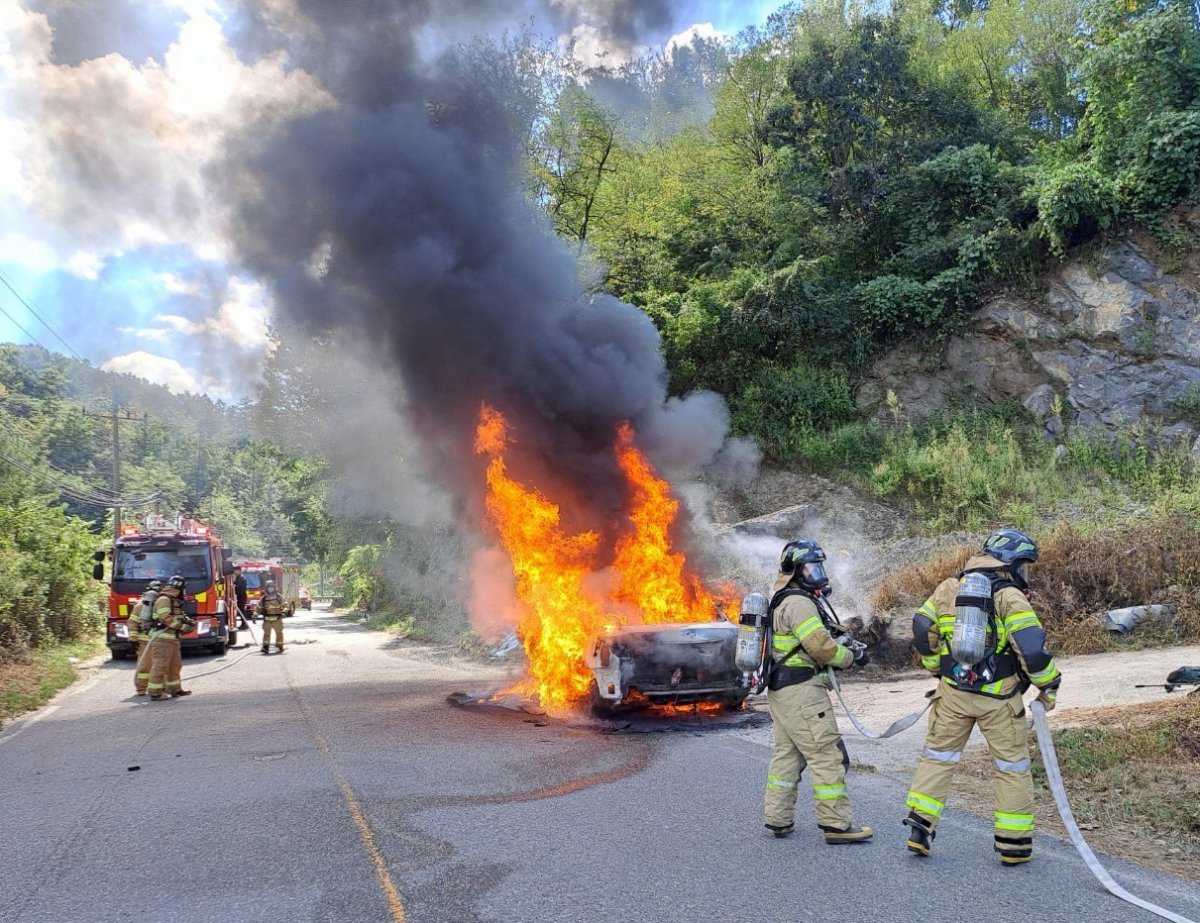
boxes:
[2,610,1197,923]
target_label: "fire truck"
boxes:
[237,558,302,619]
[93,514,236,659]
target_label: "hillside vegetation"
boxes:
[513,0,1200,523]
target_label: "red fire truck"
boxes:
[237,558,302,619]
[93,514,236,659]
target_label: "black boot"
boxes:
[903,812,935,857]
[764,823,795,839]
[820,824,874,844]
[261,646,269,655]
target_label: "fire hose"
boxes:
[182,612,263,682]
[826,667,933,739]
[1030,700,1197,923]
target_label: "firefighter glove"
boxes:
[852,646,870,668]
[1036,687,1057,712]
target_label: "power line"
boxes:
[0,268,88,362]
[0,449,160,506]
[0,293,52,353]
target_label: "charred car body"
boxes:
[584,617,751,711]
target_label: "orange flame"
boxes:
[474,405,730,712]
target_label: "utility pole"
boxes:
[83,403,148,539]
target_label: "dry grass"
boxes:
[0,639,103,729]
[871,544,974,612]
[954,696,1200,880]
[1033,517,1200,653]
[869,516,1200,657]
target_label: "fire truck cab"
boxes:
[237,558,302,619]
[93,514,236,659]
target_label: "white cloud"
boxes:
[102,350,202,394]
[667,23,726,52]
[0,1,334,268]
[117,326,175,343]
[64,250,105,279]
[158,313,202,334]
[160,272,201,296]
[0,231,59,273]
[153,275,272,350]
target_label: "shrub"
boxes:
[1033,162,1118,255]
[731,363,857,461]
[338,544,394,612]
[1118,110,1200,221]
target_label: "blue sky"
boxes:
[0,0,783,400]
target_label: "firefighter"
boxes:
[145,575,195,699]
[259,579,285,655]
[903,528,1062,866]
[232,565,249,624]
[764,539,873,845]
[131,579,161,696]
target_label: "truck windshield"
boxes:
[244,572,264,590]
[114,546,212,586]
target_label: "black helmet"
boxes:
[167,575,186,591]
[147,579,163,592]
[780,538,831,595]
[982,528,1038,590]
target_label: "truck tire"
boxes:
[228,630,238,647]
[110,648,128,661]
[209,640,226,656]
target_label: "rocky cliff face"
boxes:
[856,209,1200,453]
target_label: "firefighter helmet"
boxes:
[147,579,163,592]
[166,575,186,591]
[982,528,1038,590]
[265,579,276,591]
[780,538,831,594]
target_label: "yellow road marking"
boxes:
[290,676,406,923]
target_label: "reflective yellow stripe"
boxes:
[918,600,936,618]
[767,775,796,791]
[118,604,128,616]
[794,615,824,642]
[1029,661,1060,684]
[1004,611,1039,631]
[906,792,943,818]
[995,812,1034,831]
[980,679,1005,695]
[920,653,940,670]
[813,784,846,800]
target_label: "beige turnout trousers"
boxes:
[145,635,184,697]
[261,618,283,649]
[765,678,852,829]
[906,683,1035,854]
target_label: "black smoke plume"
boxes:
[223,1,742,542]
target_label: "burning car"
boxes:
[584,617,751,712]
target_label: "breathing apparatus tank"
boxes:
[735,592,770,675]
[951,571,993,668]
